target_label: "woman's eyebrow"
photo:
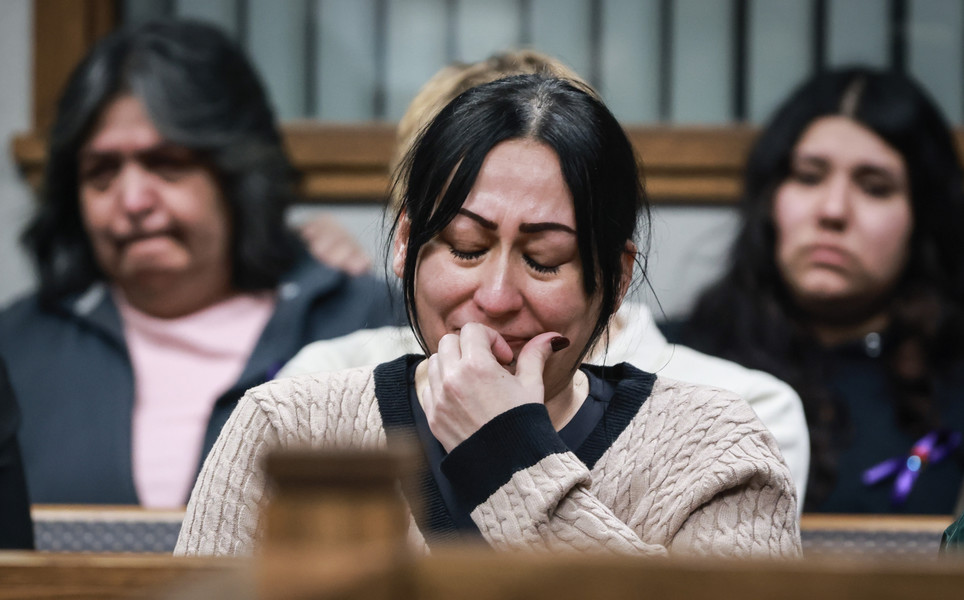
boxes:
[519,221,576,234]
[458,208,575,234]
[78,142,195,162]
[792,154,828,167]
[458,208,497,230]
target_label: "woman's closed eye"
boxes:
[449,246,486,261]
[789,166,825,186]
[524,254,560,274]
[142,155,198,182]
[448,244,562,274]
[139,146,206,182]
[854,169,902,199]
[79,156,122,190]
[859,179,897,198]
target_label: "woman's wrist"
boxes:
[440,403,566,510]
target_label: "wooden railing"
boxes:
[0,552,242,600]
[7,449,963,599]
[14,124,964,206]
[4,545,964,600]
[9,124,758,205]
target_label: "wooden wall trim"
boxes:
[627,126,756,204]
[10,124,759,205]
[32,0,116,133]
[16,122,964,206]
[799,513,954,533]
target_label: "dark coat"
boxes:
[0,256,399,504]
[0,357,33,548]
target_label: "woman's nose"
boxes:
[816,175,850,229]
[473,260,524,317]
[117,162,157,216]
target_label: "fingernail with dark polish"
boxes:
[550,336,570,352]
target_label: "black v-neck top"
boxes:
[373,355,655,547]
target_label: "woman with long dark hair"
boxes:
[177,75,800,557]
[669,66,964,513]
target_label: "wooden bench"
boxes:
[0,552,242,600]
[410,549,964,600]
[8,447,963,599]
[4,546,963,600]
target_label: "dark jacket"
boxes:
[0,256,399,504]
[662,320,964,514]
[0,357,33,548]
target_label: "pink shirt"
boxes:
[115,289,276,508]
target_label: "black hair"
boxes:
[389,74,649,360]
[677,66,964,508]
[22,18,301,307]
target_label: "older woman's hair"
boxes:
[391,74,648,358]
[23,18,300,307]
[677,66,964,508]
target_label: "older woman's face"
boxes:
[78,94,231,300]
[396,139,600,388]
[773,116,913,318]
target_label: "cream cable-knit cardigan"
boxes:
[277,303,810,509]
[176,357,801,558]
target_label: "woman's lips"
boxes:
[452,327,534,353]
[804,243,852,268]
[500,334,531,346]
[116,230,177,248]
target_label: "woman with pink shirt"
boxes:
[0,19,396,507]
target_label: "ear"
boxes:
[392,212,411,280]
[615,241,636,312]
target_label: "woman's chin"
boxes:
[795,289,889,325]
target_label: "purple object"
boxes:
[862,429,962,506]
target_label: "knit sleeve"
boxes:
[473,451,668,555]
[174,388,281,556]
[445,380,801,558]
[175,368,386,556]
[441,404,667,556]
[663,405,802,557]
[636,379,802,558]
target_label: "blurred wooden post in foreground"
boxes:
[257,447,418,600]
